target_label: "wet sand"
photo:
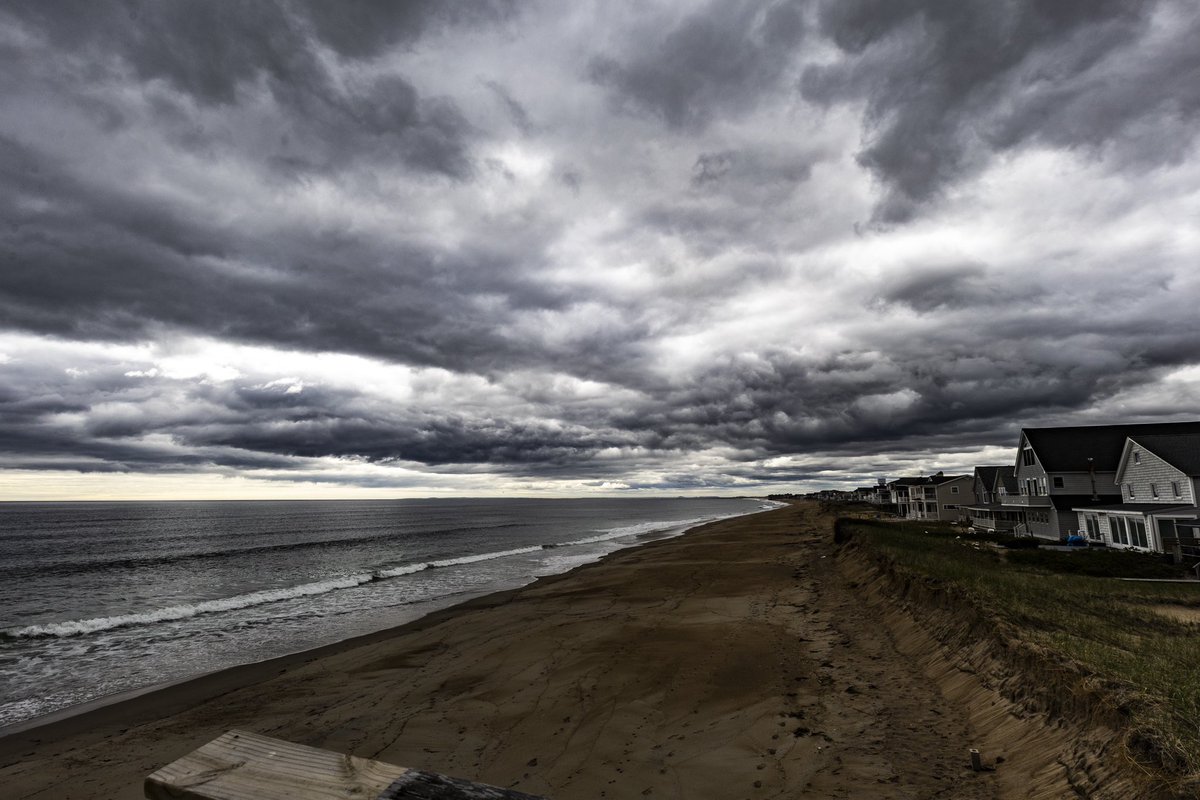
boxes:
[0,503,1059,799]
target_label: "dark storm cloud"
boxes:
[0,132,588,372]
[2,1,495,179]
[873,263,1029,313]
[1,1,1200,494]
[588,0,808,130]
[802,0,1200,222]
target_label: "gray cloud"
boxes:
[1,1,1199,494]
[588,0,808,130]
[803,0,1200,222]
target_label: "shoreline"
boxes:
[0,506,777,761]
[5,500,1065,800]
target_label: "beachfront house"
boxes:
[887,477,926,518]
[903,472,975,523]
[1001,421,1200,540]
[1072,433,1200,555]
[963,465,1023,534]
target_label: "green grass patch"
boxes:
[838,517,1200,782]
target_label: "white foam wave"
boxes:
[554,514,722,548]
[5,510,760,641]
[429,545,543,567]
[5,574,376,639]
[4,544,547,639]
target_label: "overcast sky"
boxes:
[2,1,1199,499]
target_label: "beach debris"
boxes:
[969,748,983,772]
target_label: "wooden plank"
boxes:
[146,730,548,800]
[145,729,408,800]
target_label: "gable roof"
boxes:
[1022,421,1200,472]
[973,465,1008,489]
[1124,433,1200,477]
[887,477,927,486]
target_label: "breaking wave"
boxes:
[2,545,544,640]
[2,513,737,641]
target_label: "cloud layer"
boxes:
[2,0,1199,496]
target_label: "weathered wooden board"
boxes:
[145,729,546,800]
[145,729,409,800]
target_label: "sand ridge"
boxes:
[1,503,1071,799]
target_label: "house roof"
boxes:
[1023,421,1200,472]
[1069,503,1198,515]
[973,465,1011,490]
[887,477,927,486]
[1049,494,1119,511]
[1126,433,1200,477]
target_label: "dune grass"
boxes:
[840,518,1200,782]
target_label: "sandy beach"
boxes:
[0,503,1083,799]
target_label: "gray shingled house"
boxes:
[1072,432,1200,554]
[1003,421,1200,540]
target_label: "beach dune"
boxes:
[1,504,1071,799]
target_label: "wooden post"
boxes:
[969,748,982,772]
[146,729,547,800]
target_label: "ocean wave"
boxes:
[1,544,546,640]
[543,514,720,548]
[0,521,529,579]
[1,513,741,640]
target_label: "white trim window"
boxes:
[1172,481,1182,498]
[1111,516,1149,549]
[1151,483,1159,498]
[1083,515,1102,541]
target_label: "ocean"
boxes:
[0,497,772,729]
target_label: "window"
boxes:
[1084,515,1101,541]
[943,504,958,510]
[1133,451,1141,464]
[1111,516,1149,548]
[1150,483,1159,498]
[951,486,959,494]
[1052,476,1064,489]
[1038,477,1047,495]
[1126,483,1136,500]
[1172,481,1182,498]
[1131,518,1148,548]
[1022,447,1035,466]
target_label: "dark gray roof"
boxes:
[930,473,970,485]
[1024,421,1200,472]
[1127,433,1200,477]
[974,465,1011,490]
[1069,503,1198,514]
[888,477,927,486]
[1049,494,1119,511]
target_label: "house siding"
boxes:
[935,477,975,522]
[1120,445,1194,504]
[1047,472,1118,495]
